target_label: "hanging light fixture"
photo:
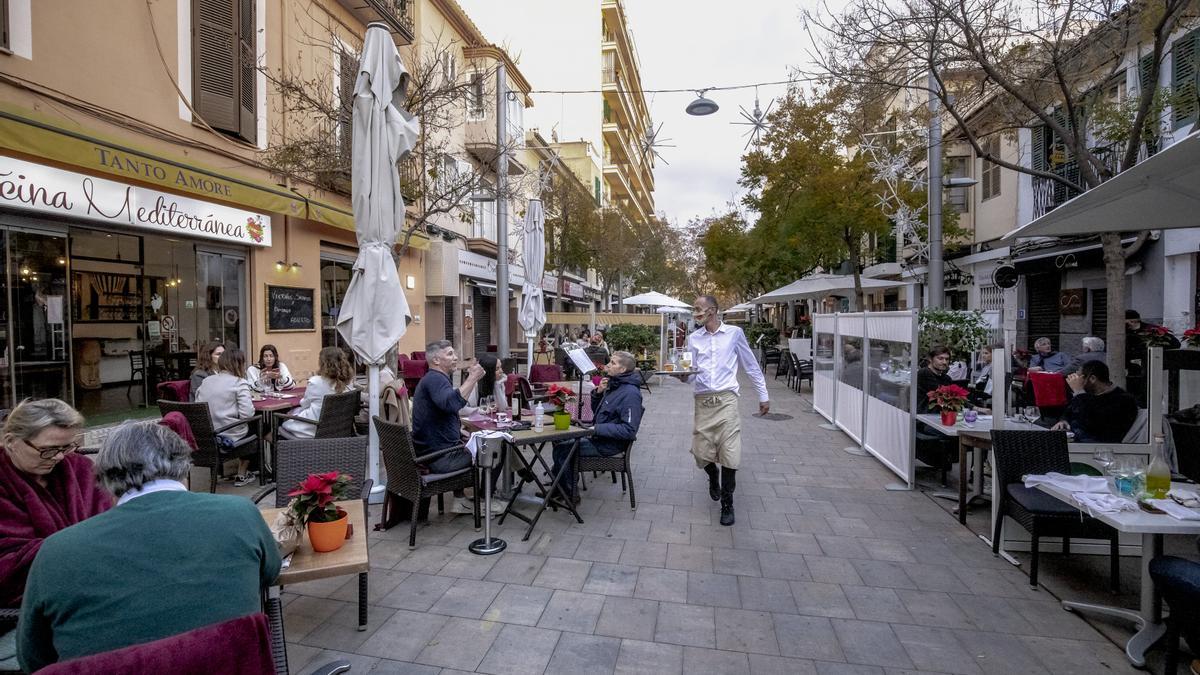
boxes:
[685,89,719,116]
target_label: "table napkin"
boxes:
[1072,492,1136,516]
[465,430,513,460]
[1024,472,1109,493]
[1146,499,1200,521]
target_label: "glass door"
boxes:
[197,250,246,348]
[10,231,70,405]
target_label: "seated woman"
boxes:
[17,422,279,672]
[195,349,257,486]
[0,399,111,668]
[246,344,295,392]
[280,347,354,439]
[461,354,509,417]
[188,341,225,401]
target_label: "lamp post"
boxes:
[496,64,510,361]
[927,71,944,310]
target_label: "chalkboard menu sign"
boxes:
[266,285,315,332]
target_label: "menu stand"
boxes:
[469,435,507,555]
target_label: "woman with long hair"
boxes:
[246,344,295,392]
[189,341,225,401]
[281,347,354,439]
[462,354,508,415]
[195,349,257,485]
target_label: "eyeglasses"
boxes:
[24,436,83,459]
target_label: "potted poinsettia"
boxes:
[927,384,970,427]
[1182,327,1200,348]
[288,471,353,552]
[1138,324,1177,349]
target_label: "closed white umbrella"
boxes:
[518,199,546,373]
[337,22,420,495]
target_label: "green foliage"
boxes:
[605,323,658,354]
[744,322,781,349]
[918,309,990,362]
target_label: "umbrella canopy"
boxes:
[1002,131,1200,240]
[623,291,689,308]
[722,303,753,315]
[656,305,691,314]
[751,273,907,304]
[518,199,546,338]
[336,23,419,364]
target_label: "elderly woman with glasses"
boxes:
[17,422,280,672]
[0,399,110,668]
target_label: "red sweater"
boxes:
[0,451,112,607]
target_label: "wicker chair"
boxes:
[775,349,791,379]
[990,429,1120,590]
[0,608,16,675]
[788,351,813,391]
[253,436,372,634]
[273,389,361,440]
[576,406,644,511]
[157,400,262,493]
[1149,555,1200,674]
[373,417,479,547]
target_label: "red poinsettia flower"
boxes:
[927,384,971,412]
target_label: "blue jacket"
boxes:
[1030,350,1069,373]
[590,370,644,453]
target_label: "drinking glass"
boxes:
[1023,406,1039,425]
[1113,457,1136,496]
[1093,448,1115,474]
[483,396,496,417]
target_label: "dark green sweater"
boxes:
[18,490,281,671]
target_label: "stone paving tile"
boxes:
[619,540,669,567]
[545,632,621,675]
[803,555,864,585]
[748,653,820,674]
[412,617,502,670]
[297,649,380,674]
[595,596,659,641]
[772,613,844,661]
[614,639,684,675]
[789,581,856,619]
[378,574,455,612]
[842,585,914,624]
[682,645,752,673]
[665,543,714,572]
[427,578,504,619]
[654,601,715,648]
[893,589,972,629]
[685,571,741,608]
[713,547,763,576]
[357,609,449,661]
[483,552,546,585]
[832,618,914,669]
[531,556,593,591]
[475,624,561,675]
[633,567,688,603]
[299,602,392,652]
[536,589,606,634]
[891,624,984,675]
[738,576,798,614]
[365,659,439,674]
[583,562,640,597]
[756,551,812,581]
[573,535,625,563]
[714,608,780,655]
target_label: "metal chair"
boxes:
[775,349,791,379]
[577,406,643,511]
[253,435,372,635]
[990,429,1120,590]
[273,389,361,440]
[157,400,262,493]
[127,352,145,396]
[373,417,480,547]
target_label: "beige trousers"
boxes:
[691,391,742,469]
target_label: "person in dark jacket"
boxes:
[549,350,644,503]
[1052,360,1138,443]
[916,345,954,414]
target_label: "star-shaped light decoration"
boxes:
[640,121,675,166]
[731,94,774,150]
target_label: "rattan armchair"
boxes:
[157,400,262,492]
[373,417,479,547]
[273,390,361,440]
[576,408,643,511]
[990,429,1120,591]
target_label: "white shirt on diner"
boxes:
[686,322,769,403]
[116,479,188,506]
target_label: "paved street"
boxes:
[278,374,1141,675]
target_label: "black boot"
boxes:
[703,463,720,501]
[719,467,736,526]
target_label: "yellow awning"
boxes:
[0,102,359,231]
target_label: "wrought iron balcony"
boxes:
[339,0,414,45]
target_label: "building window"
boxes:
[321,255,355,351]
[0,0,9,51]
[981,136,1001,200]
[593,177,601,204]
[468,72,485,119]
[338,48,357,166]
[1171,30,1198,130]
[192,0,257,144]
[946,156,970,213]
[441,50,456,84]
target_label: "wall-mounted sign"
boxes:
[266,285,315,332]
[1059,288,1087,316]
[0,156,272,247]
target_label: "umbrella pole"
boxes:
[367,364,384,503]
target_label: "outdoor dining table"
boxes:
[252,387,304,477]
[916,414,1050,523]
[1034,479,1200,667]
[463,415,593,541]
[259,499,369,675]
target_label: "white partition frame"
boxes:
[813,315,837,420]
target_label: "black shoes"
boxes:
[704,463,721,502]
[719,493,735,526]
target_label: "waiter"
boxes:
[678,295,769,526]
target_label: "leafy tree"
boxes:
[541,168,598,310]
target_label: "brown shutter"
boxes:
[193,0,240,133]
[340,50,356,164]
[1,0,10,50]
[237,0,257,143]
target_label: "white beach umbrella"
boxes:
[623,290,689,308]
[337,22,420,493]
[518,199,546,374]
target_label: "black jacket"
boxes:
[590,370,644,453]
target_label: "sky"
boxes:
[456,0,826,228]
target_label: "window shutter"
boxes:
[1140,53,1157,91]
[237,0,257,143]
[1172,31,1198,129]
[193,0,240,132]
[1031,125,1046,172]
[1,0,9,50]
[339,50,356,163]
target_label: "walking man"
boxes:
[681,295,769,526]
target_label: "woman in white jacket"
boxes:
[246,344,296,392]
[195,348,257,486]
[281,347,355,439]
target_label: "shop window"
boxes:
[192,0,257,143]
[320,256,354,351]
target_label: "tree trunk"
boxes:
[1102,231,1127,389]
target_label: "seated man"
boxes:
[916,345,953,414]
[17,422,280,672]
[549,351,644,504]
[1052,361,1138,443]
[1027,337,1068,373]
[1063,336,1106,376]
[411,340,497,515]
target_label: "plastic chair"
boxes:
[990,429,1120,590]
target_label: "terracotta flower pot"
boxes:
[940,410,958,426]
[307,508,348,552]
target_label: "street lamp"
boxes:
[686,90,719,116]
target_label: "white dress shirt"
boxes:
[117,479,188,506]
[687,323,769,403]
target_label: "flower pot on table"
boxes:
[306,508,349,552]
[553,411,571,431]
[940,410,958,426]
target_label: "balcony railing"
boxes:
[1031,144,1123,219]
[602,67,617,85]
[368,0,414,43]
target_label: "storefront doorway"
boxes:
[0,229,72,413]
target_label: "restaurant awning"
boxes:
[752,273,909,304]
[0,102,360,232]
[1002,131,1200,240]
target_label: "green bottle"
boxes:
[1145,434,1172,500]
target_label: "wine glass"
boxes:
[1093,448,1115,474]
[1023,406,1039,425]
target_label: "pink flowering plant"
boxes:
[927,384,970,412]
[288,471,352,524]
